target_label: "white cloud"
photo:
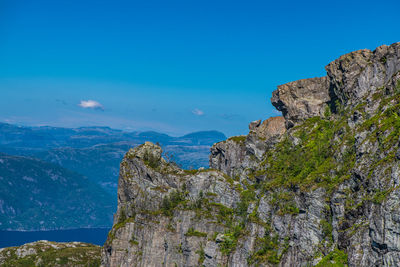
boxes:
[78,100,104,110]
[192,108,204,116]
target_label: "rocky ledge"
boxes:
[102,42,400,266]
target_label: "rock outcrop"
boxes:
[0,241,100,266]
[209,116,286,179]
[326,43,400,107]
[271,77,330,128]
[102,142,241,267]
[102,42,400,267]
[272,42,400,129]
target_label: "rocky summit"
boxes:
[101,42,400,266]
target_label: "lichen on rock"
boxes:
[102,42,400,267]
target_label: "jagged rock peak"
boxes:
[326,42,400,106]
[126,141,164,163]
[271,77,330,128]
[272,41,400,128]
[248,116,286,140]
[210,116,286,178]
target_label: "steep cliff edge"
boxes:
[102,42,400,266]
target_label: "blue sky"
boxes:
[0,0,399,136]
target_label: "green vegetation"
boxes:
[260,116,352,192]
[107,215,135,243]
[248,224,284,265]
[166,223,176,232]
[122,79,400,266]
[161,189,188,217]
[269,191,299,215]
[196,244,206,265]
[320,219,333,241]
[182,168,217,175]
[185,227,207,237]
[219,223,245,255]
[324,105,332,118]
[227,135,246,144]
[182,169,199,175]
[315,248,348,267]
[372,188,394,204]
[236,189,256,216]
[143,149,161,169]
[130,233,139,246]
[0,242,101,267]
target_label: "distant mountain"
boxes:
[0,153,113,230]
[0,123,226,230]
[36,142,134,194]
[0,123,226,151]
[178,130,227,145]
[36,142,217,194]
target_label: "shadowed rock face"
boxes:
[102,42,400,267]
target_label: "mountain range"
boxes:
[0,123,226,230]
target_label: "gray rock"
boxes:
[102,42,400,267]
[271,77,330,128]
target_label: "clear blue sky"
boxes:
[0,0,399,136]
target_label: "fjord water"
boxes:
[0,228,110,248]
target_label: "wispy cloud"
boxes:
[192,108,204,116]
[78,100,104,111]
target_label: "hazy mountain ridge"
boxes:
[0,153,113,230]
[0,124,226,230]
[0,123,226,150]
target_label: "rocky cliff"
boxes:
[102,42,400,266]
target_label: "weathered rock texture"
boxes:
[209,116,286,179]
[326,43,400,107]
[271,77,330,128]
[102,42,400,267]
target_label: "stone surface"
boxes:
[102,42,400,267]
[326,43,400,107]
[271,77,330,128]
[272,42,400,129]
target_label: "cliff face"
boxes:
[102,42,400,266]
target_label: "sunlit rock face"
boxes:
[102,42,400,267]
[272,77,330,128]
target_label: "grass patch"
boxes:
[185,227,207,238]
